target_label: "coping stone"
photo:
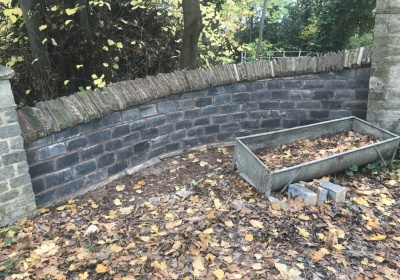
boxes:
[46,98,77,130]
[35,101,60,131]
[19,107,48,139]
[318,180,347,203]
[16,110,36,143]
[288,183,317,206]
[87,90,112,116]
[68,95,92,123]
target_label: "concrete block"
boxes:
[288,183,317,206]
[301,182,328,205]
[318,180,347,203]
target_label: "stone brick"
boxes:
[319,180,347,203]
[280,101,296,109]
[335,89,354,99]
[25,135,53,150]
[193,117,210,126]
[286,110,308,119]
[158,101,175,113]
[0,123,20,139]
[246,82,264,91]
[146,115,167,127]
[201,106,219,115]
[148,147,165,159]
[107,160,129,176]
[221,105,241,113]
[2,111,18,123]
[84,169,107,186]
[80,118,102,134]
[111,124,130,138]
[16,162,29,175]
[9,174,31,189]
[130,154,147,166]
[87,129,111,145]
[217,132,234,141]
[123,132,141,145]
[335,69,355,79]
[45,169,73,187]
[66,137,88,151]
[56,152,79,169]
[134,141,150,153]
[351,111,367,119]
[344,101,367,110]
[284,80,302,88]
[187,127,204,137]
[231,112,248,120]
[302,183,328,205]
[314,90,334,99]
[261,119,281,128]
[38,143,66,160]
[326,80,347,89]
[130,119,146,131]
[251,91,270,101]
[205,125,220,134]
[171,130,187,141]
[211,115,229,124]
[98,153,115,168]
[185,109,201,119]
[271,90,289,100]
[53,126,80,143]
[9,136,24,150]
[208,86,225,95]
[168,111,184,122]
[0,190,18,203]
[356,67,370,79]
[151,135,169,148]
[266,81,284,89]
[297,101,321,109]
[310,110,329,118]
[35,189,56,206]
[322,101,343,109]
[80,144,104,160]
[233,92,251,102]
[139,104,157,117]
[198,135,215,144]
[355,90,369,100]
[282,119,300,128]
[270,110,284,118]
[221,122,239,132]
[159,124,174,135]
[115,146,134,161]
[226,83,246,93]
[300,119,319,126]
[0,140,9,154]
[183,138,198,148]
[166,142,181,153]
[290,90,312,100]
[74,160,97,177]
[2,150,26,165]
[250,111,268,119]
[214,94,231,105]
[288,183,317,206]
[303,80,325,89]
[122,108,140,122]
[348,79,369,89]
[242,103,259,111]
[31,178,45,194]
[240,120,259,129]
[29,161,53,178]
[330,110,352,118]
[194,97,212,107]
[176,120,192,130]
[103,112,122,127]
[260,101,279,109]
[58,179,85,198]
[105,139,123,151]
[175,99,193,110]
[190,90,206,98]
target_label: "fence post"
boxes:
[0,65,36,226]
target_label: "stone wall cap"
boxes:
[0,65,15,80]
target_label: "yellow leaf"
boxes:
[151,261,167,270]
[56,205,67,211]
[252,262,262,270]
[271,203,281,210]
[55,274,66,280]
[139,236,150,242]
[214,199,222,209]
[138,180,146,185]
[205,253,216,261]
[364,233,386,241]
[353,197,369,206]
[69,264,76,271]
[199,161,208,167]
[65,8,77,16]
[245,233,253,242]
[78,271,89,280]
[116,42,123,49]
[115,185,125,191]
[367,219,380,229]
[374,256,385,263]
[224,220,234,227]
[39,24,47,31]
[65,19,73,25]
[296,226,310,238]
[165,213,174,221]
[249,220,264,229]
[113,198,122,206]
[296,263,305,270]
[275,262,287,273]
[91,203,98,209]
[298,213,310,220]
[165,220,182,229]
[332,243,346,251]
[119,206,133,214]
[65,223,76,231]
[361,258,368,265]
[37,208,49,215]
[192,257,205,271]
[203,228,213,234]
[95,264,107,273]
[214,269,225,279]
[110,244,123,253]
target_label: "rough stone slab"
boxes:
[288,183,317,206]
[300,181,328,205]
[16,110,37,143]
[268,196,289,210]
[318,180,347,203]
[111,83,131,107]
[68,95,92,123]
[75,93,101,120]
[46,99,77,130]
[35,101,60,131]
[104,85,126,110]
[86,90,112,116]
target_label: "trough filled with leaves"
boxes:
[234,117,400,195]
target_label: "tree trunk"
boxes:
[180,0,202,70]
[256,0,268,59]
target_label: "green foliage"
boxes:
[345,164,359,176]
[347,32,373,50]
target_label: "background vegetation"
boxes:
[0,0,376,106]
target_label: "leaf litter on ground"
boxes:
[0,145,399,279]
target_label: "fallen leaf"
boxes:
[192,257,205,271]
[298,213,310,220]
[364,233,386,241]
[374,256,385,263]
[214,199,222,210]
[95,264,107,273]
[199,161,208,167]
[296,226,310,238]
[353,197,369,206]
[214,269,225,279]
[224,220,234,227]
[79,271,89,280]
[115,184,125,191]
[203,228,213,234]
[245,233,253,242]
[110,244,123,253]
[113,198,122,206]
[252,263,262,270]
[249,220,264,228]
[139,236,150,242]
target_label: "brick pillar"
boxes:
[367,0,400,131]
[0,65,36,226]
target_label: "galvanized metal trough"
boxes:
[233,117,400,196]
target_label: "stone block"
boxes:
[141,127,159,139]
[74,160,97,177]
[187,127,204,137]
[201,106,219,115]
[193,117,210,126]
[280,101,296,109]
[56,152,79,169]
[9,173,31,189]
[175,120,192,130]
[261,119,281,129]
[284,80,302,88]
[260,101,280,109]
[217,132,234,141]
[148,147,165,159]
[205,125,220,134]
[166,142,181,152]
[105,139,123,151]
[321,101,343,109]
[97,153,115,168]
[314,90,334,100]
[29,161,53,178]
[0,181,9,194]
[233,92,251,102]
[107,160,129,176]
[183,138,198,148]
[146,115,167,127]
[45,169,73,187]
[231,112,248,120]
[134,141,150,153]
[326,80,346,89]
[319,180,347,203]
[335,89,354,99]
[221,104,240,113]
[250,111,268,119]
[139,104,157,118]
[84,169,107,185]
[102,112,122,127]
[80,144,104,160]
[31,178,45,193]
[158,101,175,113]
[122,108,140,122]
[290,90,312,100]
[288,183,317,206]
[115,146,134,161]
[303,80,325,89]
[67,137,88,151]
[301,182,328,205]
[111,124,130,138]
[168,111,184,122]
[184,109,201,119]
[151,135,169,148]
[57,179,85,198]
[194,97,212,107]
[286,110,308,119]
[310,110,329,118]
[211,115,229,124]
[208,86,225,95]
[87,129,111,145]
[266,81,284,90]
[130,119,146,131]
[2,150,26,165]
[170,130,187,141]
[221,122,239,132]
[0,123,21,140]
[175,99,193,110]
[271,90,289,100]
[282,119,300,128]
[159,124,174,135]
[240,120,259,129]
[198,134,215,144]
[38,143,66,160]
[35,189,57,206]
[214,94,231,105]
[53,126,80,143]
[251,91,270,101]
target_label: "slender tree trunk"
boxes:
[256,0,268,59]
[180,0,202,70]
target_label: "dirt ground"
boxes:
[0,146,399,280]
